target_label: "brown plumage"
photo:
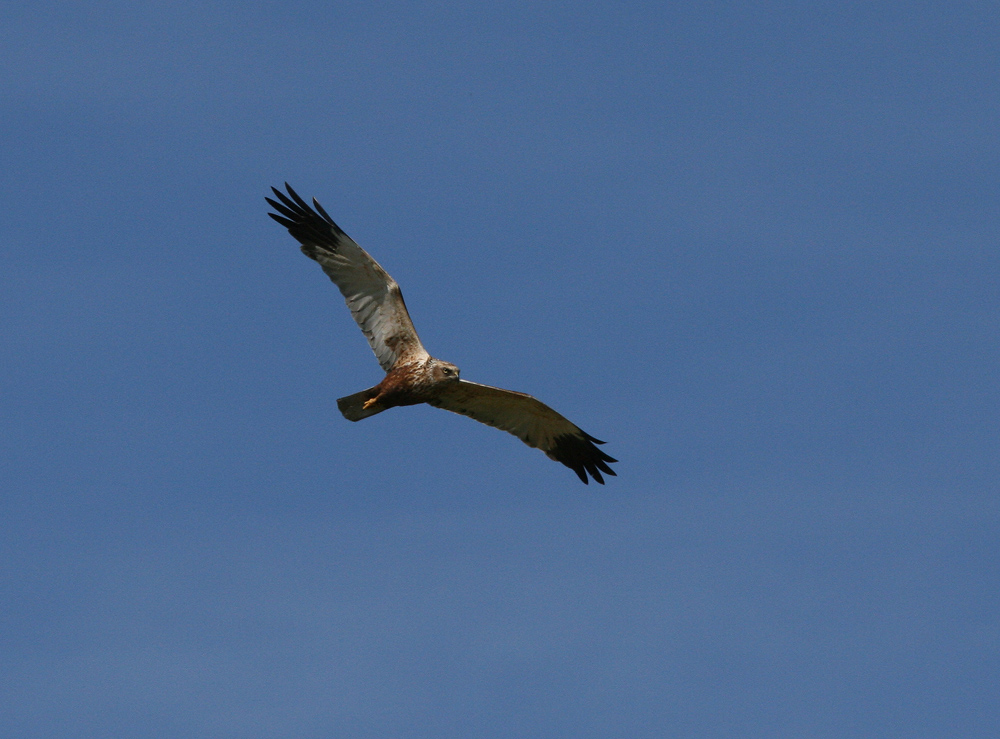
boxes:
[266,183,617,484]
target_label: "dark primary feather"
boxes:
[266,184,344,252]
[547,431,617,485]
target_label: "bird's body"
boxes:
[338,357,460,421]
[266,184,616,484]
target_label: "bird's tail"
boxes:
[336,386,386,422]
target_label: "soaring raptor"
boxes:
[266,184,617,484]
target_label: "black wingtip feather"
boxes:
[549,431,617,484]
[312,197,335,224]
[267,212,296,229]
[266,184,348,253]
[284,183,312,212]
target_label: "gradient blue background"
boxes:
[2,2,997,737]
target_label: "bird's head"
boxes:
[429,359,461,384]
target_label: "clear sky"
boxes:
[2,2,997,737]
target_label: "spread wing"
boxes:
[266,183,429,372]
[427,380,617,484]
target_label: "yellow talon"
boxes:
[362,397,378,409]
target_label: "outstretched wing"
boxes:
[428,380,617,484]
[266,184,429,372]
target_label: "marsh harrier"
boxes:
[266,184,616,484]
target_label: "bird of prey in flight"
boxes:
[266,184,616,484]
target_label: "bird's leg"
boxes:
[362,378,390,410]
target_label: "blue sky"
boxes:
[2,2,997,736]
